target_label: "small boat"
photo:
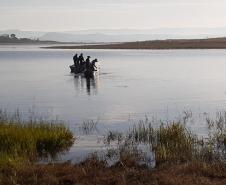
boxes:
[70,65,98,78]
[70,65,78,73]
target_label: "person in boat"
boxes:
[73,54,78,67]
[78,53,85,72]
[85,56,91,71]
[91,59,98,71]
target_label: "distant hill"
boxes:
[39,32,166,43]
[36,28,226,42]
[1,28,226,43]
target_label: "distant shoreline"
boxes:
[43,37,226,50]
[0,42,84,45]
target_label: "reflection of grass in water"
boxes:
[79,120,98,135]
[0,110,75,164]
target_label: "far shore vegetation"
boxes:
[0,33,60,44]
[44,37,226,50]
[2,110,226,184]
[0,33,81,44]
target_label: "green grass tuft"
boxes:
[0,122,74,163]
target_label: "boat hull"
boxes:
[70,65,97,78]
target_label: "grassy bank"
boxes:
[1,111,226,184]
[1,159,226,185]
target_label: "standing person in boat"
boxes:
[85,56,91,71]
[73,54,78,67]
[78,53,85,72]
[91,59,98,71]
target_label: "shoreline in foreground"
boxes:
[43,37,226,50]
[1,110,226,184]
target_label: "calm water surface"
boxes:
[1,45,226,159]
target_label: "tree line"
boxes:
[0,34,57,43]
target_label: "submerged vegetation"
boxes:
[2,110,226,184]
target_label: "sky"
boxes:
[1,0,226,31]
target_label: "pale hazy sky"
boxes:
[1,0,226,31]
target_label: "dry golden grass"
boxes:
[1,158,226,185]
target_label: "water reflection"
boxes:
[73,74,99,95]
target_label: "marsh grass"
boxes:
[154,123,196,165]
[3,111,226,184]
[0,110,75,164]
[130,121,196,165]
[104,112,226,167]
[104,131,123,145]
[104,123,196,166]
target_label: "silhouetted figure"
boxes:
[91,59,98,71]
[78,53,85,72]
[73,54,78,67]
[85,56,91,70]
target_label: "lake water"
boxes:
[1,45,226,160]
